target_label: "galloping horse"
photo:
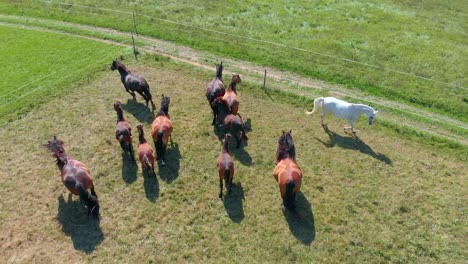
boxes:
[222,74,242,115]
[136,125,155,175]
[111,59,155,109]
[114,102,134,160]
[306,96,378,134]
[273,130,303,210]
[217,134,234,198]
[206,62,225,125]
[211,96,248,147]
[45,136,101,220]
[151,95,173,166]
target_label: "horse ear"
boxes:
[53,135,57,140]
[282,130,285,134]
[289,129,292,134]
[374,110,379,115]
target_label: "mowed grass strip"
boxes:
[0,57,465,263]
[0,25,127,124]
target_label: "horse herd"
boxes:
[45,60,379,221]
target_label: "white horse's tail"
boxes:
[305,97,324,115]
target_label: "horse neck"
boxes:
[117,65,130,77]
[353,104,374,115]
[222,140,230,155]
[55,153,68,171]
[116,108,125,122]
[138,132,147,144]
[227,81,237,93]
[215,66,223,79]
[276,145,296,163]
[157,105,169,118]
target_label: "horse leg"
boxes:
[136,90,147,104]
[236,133,241,149]
[219,177,223,198]
[129,143,135,162]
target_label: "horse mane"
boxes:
[113,60,132,73]
[276,131,296,163]
[137,125,147,144]
[352,103,376,114]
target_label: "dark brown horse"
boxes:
[114,102,134,160]
[273,130,303,210]
[111,59,155,109]
[222,74,241,115]
[151,95,173,166]
[212,97,248,148]
[206,62,225,125]
[45,136,101,220]
[217,133,234,198]
[137,125,155,175]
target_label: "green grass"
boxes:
[0,0,466,122]
[0,24,128,124]
[0,54,466,263]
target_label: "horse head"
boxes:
[113,101,123,111]
[110,59,120,71]
[44,136,67,167]
[232,74,241,84]
[367,110,379,125]
[276,130,296,163]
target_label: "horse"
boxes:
[45,136,101,220]
[306,96,379,134]
[206,62,226,126]
[211,97,248,147]
[111,59,155,109]
[273,130,303,210]
[217,133,234,198]
[114,102,135,160]
[137,124,155,176]
[151,95,173,166]
[222,74,242,116]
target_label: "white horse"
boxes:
[305,97,378,133]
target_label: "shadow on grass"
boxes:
[283,192,315,245]
[158,142,181,183]
[120,98,155,124]
[121,153,137,184]
[56,195,104,254]
[143,170,159,203]
[223,182,245,223]
[231,146,253,166]
[316,128,392,165]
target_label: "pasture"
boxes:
[0,26,466,262]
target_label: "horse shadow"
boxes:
[121,98,155,124]
[158,142,181,183]
[121,153,137,184]
[143,170,159,203]
[56,195,104,254]
[223,182,245,223]
[316,129,392,164]
[231,146,253,166]
[244,118,252,133]
[283,193,315,245]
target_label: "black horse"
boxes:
[111,60,155,109]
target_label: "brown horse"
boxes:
[217,134,234,198]
[206,62,225,125]
[137,124,155,175]
[222,74,241,115]
[111,59,155,109]
[151,95,173,166]
[211,97,248,147]
[45,136,101,220]
[114,102,134,160]
[273,130,303,210]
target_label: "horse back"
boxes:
[217,153,234,175]
[151,116,173,142]
[138,142,155,167]
[61,159,93,195]
[273,159,302,193]
[116,121,132,143]
[126,74,149,90]
[206,79,225,101]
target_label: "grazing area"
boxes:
[1,0,466,121]
[0,53,466,262]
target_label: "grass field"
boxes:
[0,24,126,124]
[0,24,466,262]
[0,0,466,121]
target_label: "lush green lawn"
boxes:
[0,25,126,124]
[1,0,466,121]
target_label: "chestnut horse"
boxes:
[111,59,155,109]
[222,74,242,115]
[151,95,173,166]
[137,125,155,175]
[206,62,225,125]
[273,130,303,210]
[45,136,101,220]
[217,134,234,198]
[114,102,134,160]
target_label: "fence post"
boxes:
[132,34,138,60]
[133,11,138,35]
[263,69,267,89]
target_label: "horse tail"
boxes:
[142,154,151,169]
[305,97,324,115]
[284,180,296,209]
[224,167,230,183]
[90,183,98,199]
[155,131,164,161]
